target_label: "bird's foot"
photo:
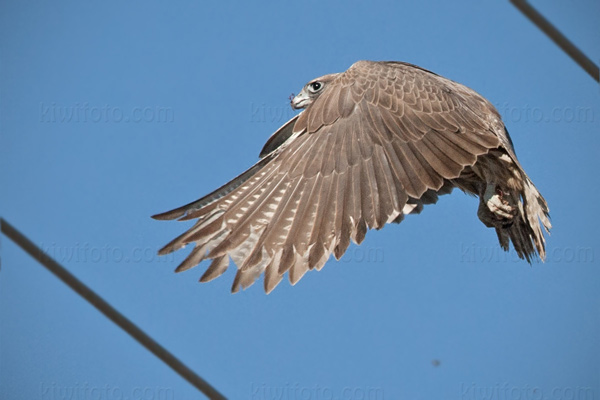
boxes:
[478,184,517,228]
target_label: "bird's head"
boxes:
[291,73,340,110]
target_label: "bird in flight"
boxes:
[153,60,551,293]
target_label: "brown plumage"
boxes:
[153,60,551,293]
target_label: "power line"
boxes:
[0,218,227,400]
[510,0,599,82]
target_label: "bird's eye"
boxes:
[308,81,323,93]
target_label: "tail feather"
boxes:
[502,178,551,262]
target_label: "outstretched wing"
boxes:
[153,60,502,293]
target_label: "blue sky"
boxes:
[1,1,599,399]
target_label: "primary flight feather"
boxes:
[153,60,551,293]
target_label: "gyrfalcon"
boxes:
[153,60,551,293]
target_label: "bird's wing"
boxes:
[153,60,502,293]
[259,114,299,158]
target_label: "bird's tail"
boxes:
[496,177,551,262]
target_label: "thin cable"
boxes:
[510,0,599,82]
[0,218,227,400]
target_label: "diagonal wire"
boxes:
[510,0,599,82]
[0,218,227,400]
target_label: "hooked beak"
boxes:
[291,91,310,110]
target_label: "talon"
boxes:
[483,183,517,221]
[496,186,504,199]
